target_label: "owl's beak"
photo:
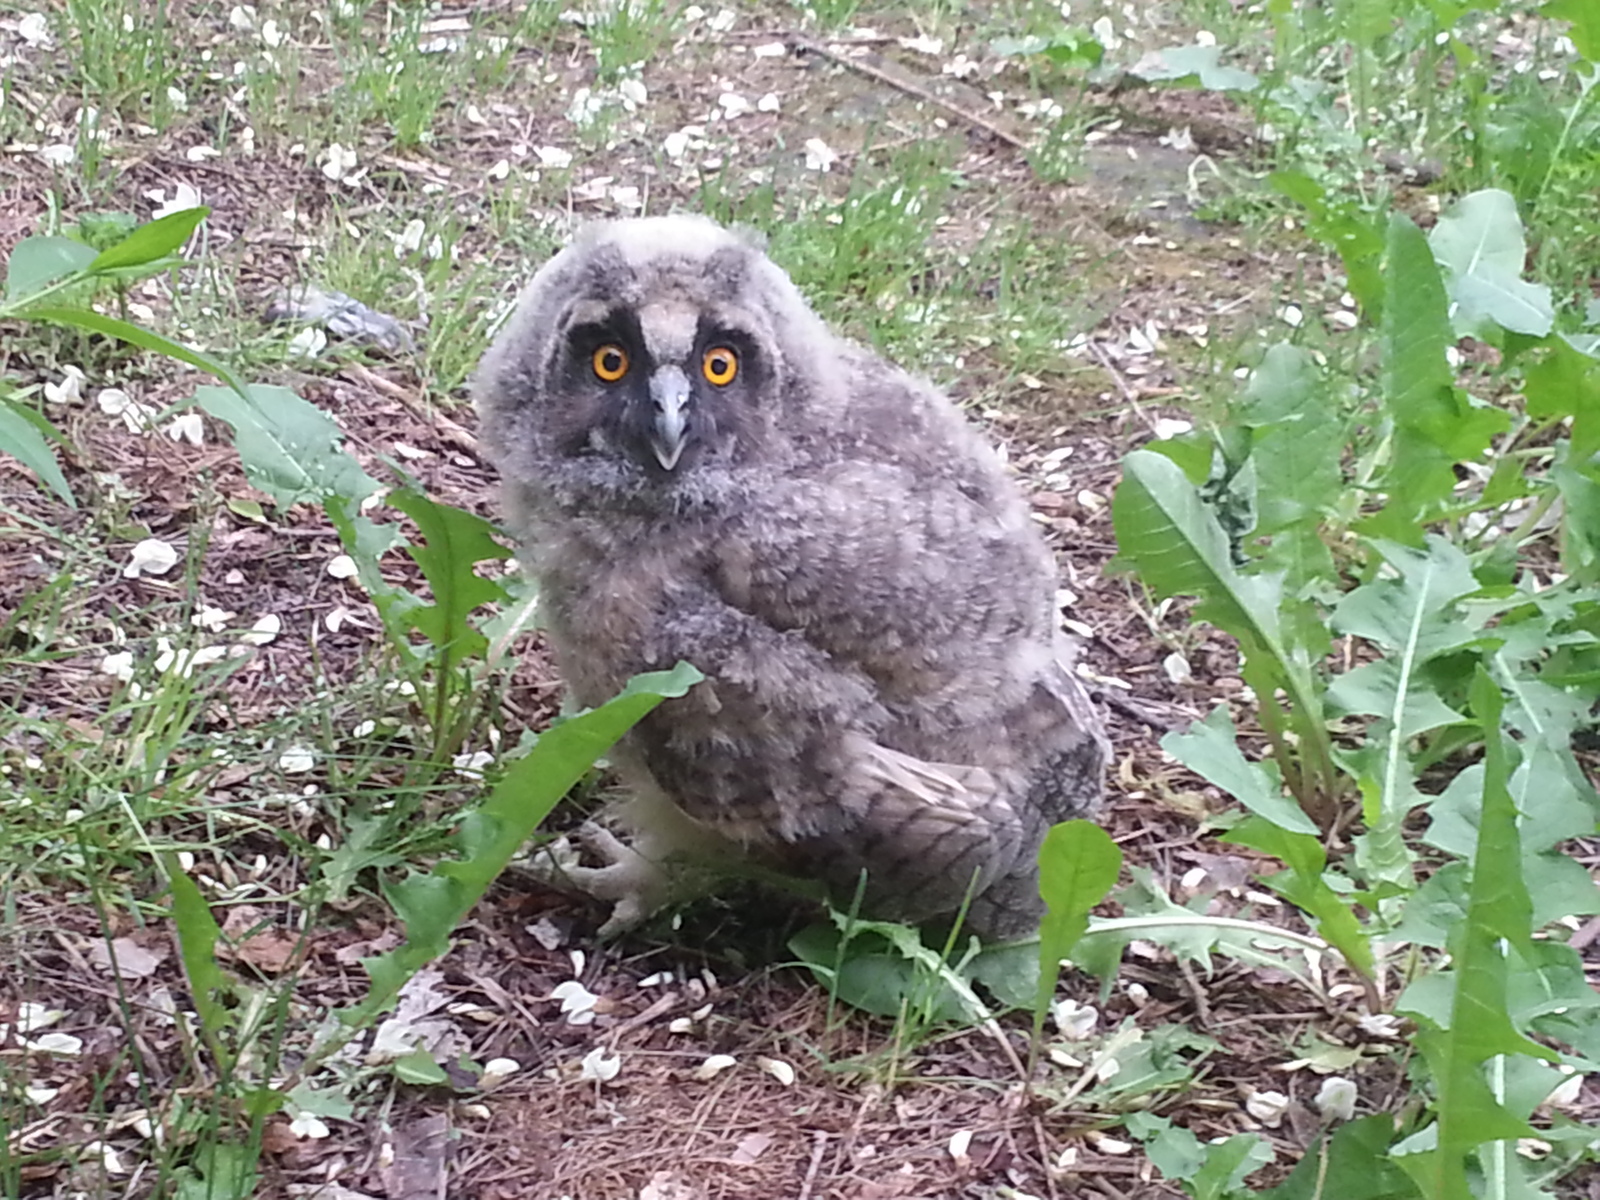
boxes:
[648,365,691,471]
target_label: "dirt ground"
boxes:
[6,8,1599,1200]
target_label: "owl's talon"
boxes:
[531,821,669,935]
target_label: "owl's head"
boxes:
[476,215,833,494]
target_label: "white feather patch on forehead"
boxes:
[638,302,699,363]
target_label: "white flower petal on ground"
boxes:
[327,554,358,580]
[534,145,573,169]
[40,144,75,166]
[124,538,179,579]
[1314,1076,1358,1121]
[192,605,235,631]
[718,92,752,119]
[579,1046,621,1082]
[691,1054,736,1081]
[43,367,86,406]
[550,980,600,1024]
[481,1057,521,1084]
[239,614,281,646]
[803,137,838,172]
[164,413,205,446]
[151,183,204,224]
[278,744,315,773]
[99,651,136,681]
[752,41,786,57]
[16,12,53,46]
[1246,1089,1290,1127]
[393,218,425,257]
[288,1112,330,1140]
[757,92,780,113]
[755,1056,795,1086]
[452,749,493,779]
[286,326,326,359]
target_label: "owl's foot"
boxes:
[529,821,670,936]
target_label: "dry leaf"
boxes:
[89,937,164,979]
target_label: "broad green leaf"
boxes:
[23,307,248,395]
[193,384,380,508]
[1325,660,1467,737]
[1224,816,1375,978]
[1111,450,1285,650]
[4,235,96,301]
[392,1047,448,1085]
[1401,669,1555,1199]
[1525,338,1600,462]
[1333,537,1481,655]
[343,663,702,1025]
[1125,1113,1205,1181]
[1259,1114,1417,1199]
[788,921,971,1022]
[1238,344,1342,587]
[1190,1132,1273,1200]
[1545,0,1600,60]
[87,206,209,272]
[165,855,231,1040]
[1372,215,1508,537]
[388,488,512,663]
[0,396,76,507]
[1034,820,1121,1038]
[1164,705,1318,835]
[176,1143,259,1200]
[1552,446,1600,584]
[1130,43,1258,91]
[1429,189,1554,338]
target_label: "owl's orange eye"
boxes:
[592,344,629,382]
[702,346,738,386]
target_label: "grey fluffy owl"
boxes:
[473,214,1108,940]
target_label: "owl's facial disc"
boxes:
[648,364,691,471]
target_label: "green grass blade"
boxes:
[21,306,248,395]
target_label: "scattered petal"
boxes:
[1051,998,1099,1040]
[286,326,327,358]
[27,1031,84,1056]
[124,538,179,579]
[43,366,86,405]
[755,1056,795,1086]
[1315,1076,1358,1121]
[1152,417,1192,440]
[327,554,359,579]
[100,650,135,682]
[948,1129,973,1164]
[550,979,600,1025]
[1246,1089,1290,1127]
[481,1057,521,1083]
[288,1112,330,1139]
[718,92,752,119]
[278,745,316,773]
[579,1046,621,1082]
[757,92,780,113]
[803,137,838,172]
[534,144,574,169]
[752,41,786,57]
[239,613,281,646]
[164,412,205,446]
[452,749,493,778]
[16,12,53,46]
[692,1053,737,1080]
[152,182,204,222]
